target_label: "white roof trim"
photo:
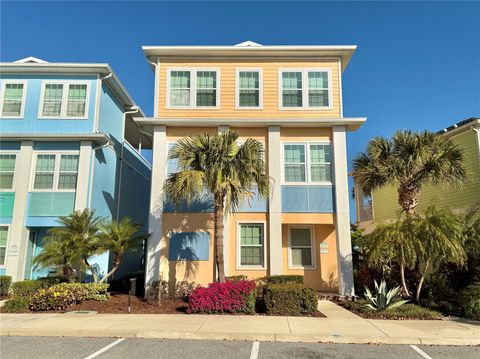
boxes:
[133,117,367,132]
[234,41,262,47]
[14,56,49,64]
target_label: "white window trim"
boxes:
[278,68,332,110]
[30,151,80,192]
[0,80,27,119]
[235,68,263,110]
[166,67,221,109]
[288,225,316,270]
[281,141,333,185]
[0,224,10,268]
[0,151,18,190]
[38,80,90,119]
[236,220,267,270]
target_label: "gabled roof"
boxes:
[0,59,144,115]
[142,42,357,73]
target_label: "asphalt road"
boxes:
[1,336,479,359]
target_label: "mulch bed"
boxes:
[65,293,189,314]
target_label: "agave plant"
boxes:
[363,279,409,311]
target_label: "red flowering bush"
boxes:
[188,280,256,314]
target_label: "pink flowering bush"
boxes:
[188,280,256,314]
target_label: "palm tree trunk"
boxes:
[399,247,410,297]
[398,184,419,215]
[84,258,99,283]
[99,254,122,284]
[415,258,430,303]
[214,192,226,283]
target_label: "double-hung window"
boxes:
[236,69,262,108]
[33,153,79,190]
[280,69,330,109]
[0,82,26,118]
[238,223,265,268]
[0,154,16,190]
[289,226,315,268]
[168,69,219,108]
[40,82,89,118]
[0,226,9,266]
[283,143,332,184]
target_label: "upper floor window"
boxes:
[236,69,262,108]
[283,143,332,184]
[168,69,219,108]
[0,154,16,189]
[280,69,331,109]
[39,82,89,118]
[33,153,79,190]
[0,82,26,118]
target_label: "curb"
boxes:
[1,328,479,346]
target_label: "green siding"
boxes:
[28,192,75,217]
[0,192,15,217]
[372,130,480,223]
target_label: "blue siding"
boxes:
[98,83,124,141]
[0,141,21,151]
[0,75,97,134]
[236,186,268,212]
[168,232,210,261]
[281,186,335,213]
[33,141,80,151]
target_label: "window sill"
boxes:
[288,265,317,270]
[236,266,267,271]
[279,106,332,111]
[37,117,88,120]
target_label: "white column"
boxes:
[74,141,92,210]
[332,126,355,296]
[145,126,167,287]
[218,125,230,276]
[268,126,282,275]
[6,141,34,281]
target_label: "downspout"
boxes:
[116,107,140,221]
[146,57,159,117]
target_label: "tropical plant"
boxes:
[367,206,466,302]
[352,130,466,215]
[96,217,142,283]
[164,130,269,282]
[363,279,409,311]
[33,209,102,282]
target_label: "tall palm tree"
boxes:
[34,209,103,282]
[352,130,466,215]
[164,130,269,282]
[96,217,142,283]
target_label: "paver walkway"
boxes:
[1,301,478,345]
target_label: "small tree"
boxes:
[34,209,102,282]
[96,217,142,283]
[164,130,269,282]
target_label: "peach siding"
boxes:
[157,59,341,118]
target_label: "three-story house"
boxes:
[0,57,151,281]
[135,42,366,295]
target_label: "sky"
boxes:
[1,0,479,221]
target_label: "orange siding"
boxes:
[157,59,341,118]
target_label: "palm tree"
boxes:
[96,217,142,283]
[164,130,269,282]
[34,209,103,282]
[352,130,466,215]
[368,206,466,302]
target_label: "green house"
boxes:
[355,117,480,233]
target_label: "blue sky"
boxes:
[2,1,479,220]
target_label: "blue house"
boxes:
[0,57,152,281]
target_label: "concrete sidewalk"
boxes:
[0,301,479,346]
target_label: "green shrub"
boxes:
[145,280,198,301]
[264,283,317,316]
[265,275,304,285]
[0,275,12,296]
[3,297,30,313]
[50,283,110,302]
[226,275,247,282]
[30,287,77,311]
[10,280,47,298]
[363,279,409,311]
[458,285,480,320]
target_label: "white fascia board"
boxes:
[133,117,367,132]
[0,133,112,145]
